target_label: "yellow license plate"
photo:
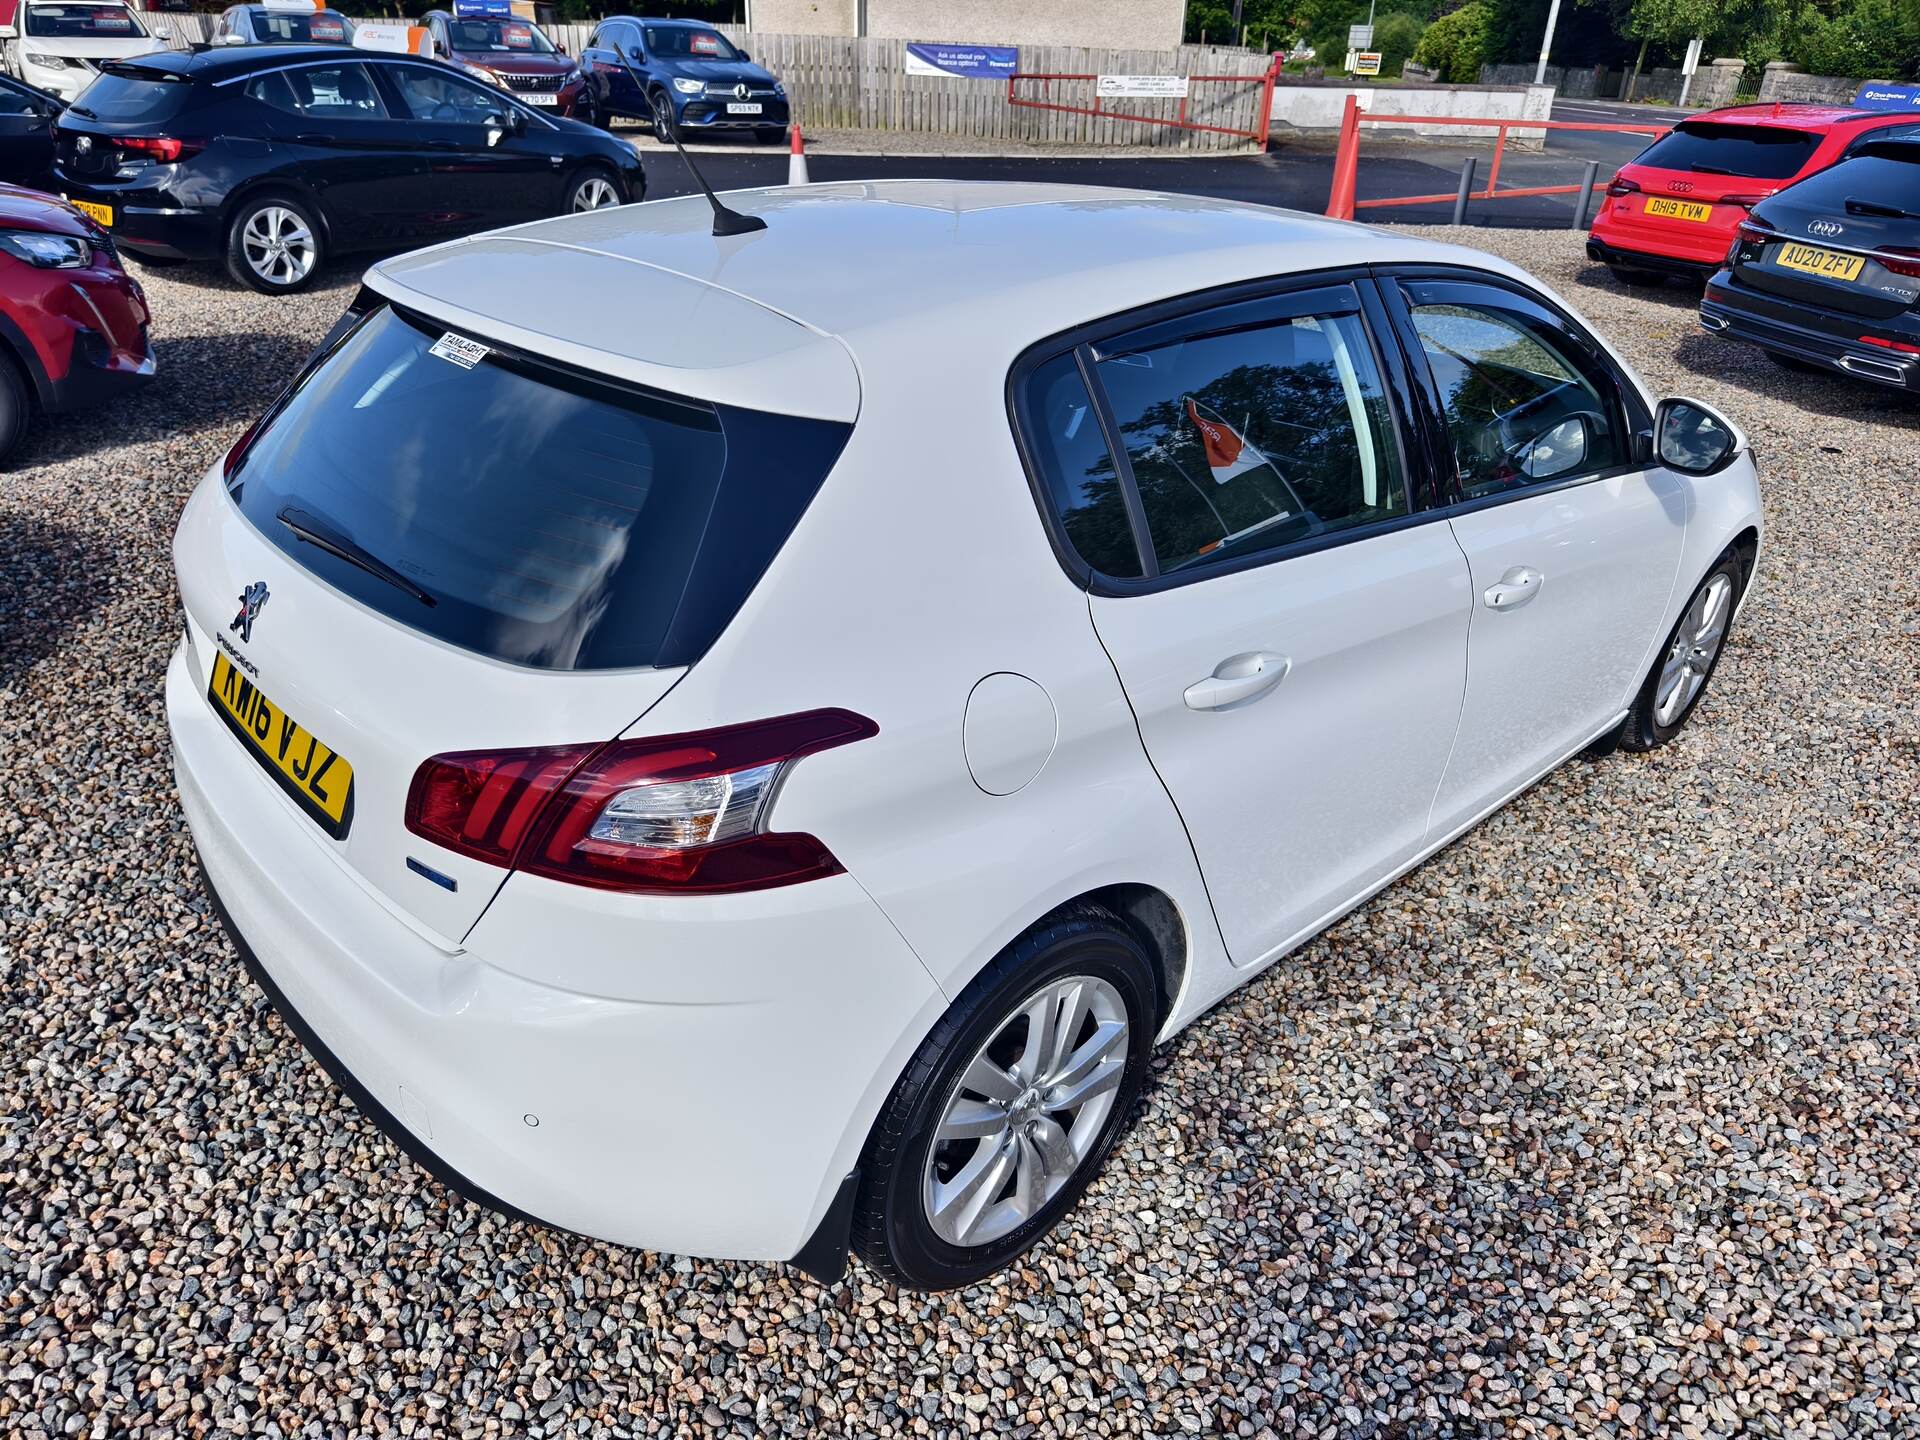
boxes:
[1773,242,1865,282]
[69,199,112,227]
[1645,197,1712,223]
[207,650,355,838]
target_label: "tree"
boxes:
[1412,1,1497,80]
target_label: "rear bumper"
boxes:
[55,180,224,262]
[1587,234,1720,278]
[1701,277,1920,389]
[167,640,944,1271]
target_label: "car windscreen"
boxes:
[449,18,553,53]
[225,304,852,672]
[68,70,191,123]
[644,26,739,60]
[1632,121,1821,180]
[254,11,351,42]
[24,4,147,37]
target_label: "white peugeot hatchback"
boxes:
[169,181,1763,1289]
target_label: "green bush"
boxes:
[1373,11,1429,75]
[1787,0,1920,79]
[1411,1,1496,83]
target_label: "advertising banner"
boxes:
[1096,74,1190,98]
[353,22,433,54]
[1855,81,1920,111]
[905,43,1018,80]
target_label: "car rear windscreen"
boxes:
[69,71,192,124]
[225,304,852,672]
[1634,122,1821,180]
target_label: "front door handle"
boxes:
[1483,566,1545,612]
[1184,650,1290,711]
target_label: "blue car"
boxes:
[581,17,789,143]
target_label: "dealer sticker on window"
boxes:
[429,332,491,369]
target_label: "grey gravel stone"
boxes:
[2,231,1917,1438]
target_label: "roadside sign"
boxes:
[1353,51,1382,77]
[904,43,1018,79]
[353,22,432,54]
[1348,24,1373,49]
[1855,81,1920,111]
[1097,74,1190,99]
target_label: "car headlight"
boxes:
[0,230,91,269]
[460,62,507,88]
[671,77,703,94]
[23,53,75,69]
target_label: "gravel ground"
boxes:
[3,227,1917,1439]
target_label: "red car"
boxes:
[0,182,152,463]
[423,7,591,120]
[1588,103,1920,286]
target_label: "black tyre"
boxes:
[851,903,1157,1289]
[0,348,33,467]
[563,166,624,213]
[1618,552,1745,751]
[648,90,676,143]
[1607,264,1668,288]
[225,192,323,294]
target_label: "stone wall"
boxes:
[1756,63,1867,105]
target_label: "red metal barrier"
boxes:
[1323,97,1671,220]
[1009,57,1282,145]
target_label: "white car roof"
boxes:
[365,180,1529,422]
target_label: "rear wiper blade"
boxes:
[276,506,436,607]
[1689,164,1738,176]
[1846,196,1920,219]
[67,105,97,119]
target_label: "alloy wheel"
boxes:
[241,206,315,287]
[922,974,1129,1248]
[572,177,621,211]
[1654,572,1733,727]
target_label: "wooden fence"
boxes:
[134,16,1275,151]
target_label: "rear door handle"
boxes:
[1483,566,1545,612]
[1184,651,1290,711]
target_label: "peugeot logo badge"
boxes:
[75,135,91,155]
[1667,180,1694,193]
[1809,219,1845,238]
[734,82,750,99]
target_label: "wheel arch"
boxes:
[219,178,335,253]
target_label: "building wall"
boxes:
[749,0,1185,49]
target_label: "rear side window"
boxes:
[1023,354,1141,578]
[69,72,192,124]
[226,305,852,671]
[1633,121,1821,180]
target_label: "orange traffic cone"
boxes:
[788,126,810,186]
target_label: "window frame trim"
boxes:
[1006,266,1438,598]
[1374,263,1657,521]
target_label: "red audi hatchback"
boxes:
[1589,103,1920,286]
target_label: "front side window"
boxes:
[1404,292,1626,500]
[25,4,148,38]
[1090,307,1407,576]
[225,305,852,672]
[387,65,506,122]
[0,80,43,116]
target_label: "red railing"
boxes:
[1009,58,1282,145]
[1324,96,1670,219]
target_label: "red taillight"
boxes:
[1717,193,1769,210]
[1858,334,1920,354]
[405,709,878,895]
[114,136,202,163]
[1605,177,1641,198]
[1873,247,1920,278]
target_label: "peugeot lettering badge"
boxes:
[1809,219,1845,238]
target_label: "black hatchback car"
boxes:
[51,45,646,293]
[1703,140,1920,389]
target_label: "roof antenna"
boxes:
[622,55,766,237]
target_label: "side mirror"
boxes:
[735,48,750,60]
[1513,415,1590,480]
[222,32,248,45]
[1655,396,1743,475]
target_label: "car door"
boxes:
[1023,279,1473,970]
[246,62,437,247]
[592,20,647,118]
[1381,272,1688,838]
[381,62,555,230]
[0,75,58,187]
